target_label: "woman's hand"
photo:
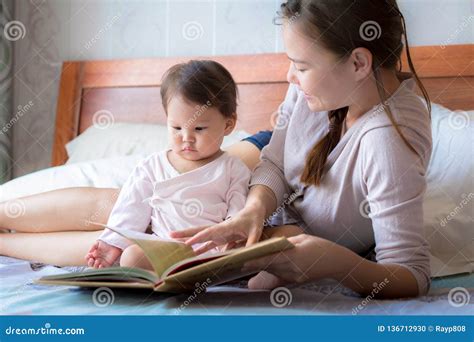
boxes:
[241,234,346,289]
[170,205,266,254]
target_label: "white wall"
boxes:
[398,0,473,46]
[11,0,473,178]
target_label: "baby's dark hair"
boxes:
[160,60,238,118]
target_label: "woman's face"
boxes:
[282,21,357,112]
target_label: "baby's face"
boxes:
[166,95,235,161]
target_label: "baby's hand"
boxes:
[85,240,122,268]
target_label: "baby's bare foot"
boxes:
[85,241,122,268]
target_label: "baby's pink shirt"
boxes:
[99,150,251,249]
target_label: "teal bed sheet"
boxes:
[1,257,473,315]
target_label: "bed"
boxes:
[1,44,473,315]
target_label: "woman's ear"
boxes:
[224,115,237,135]
[350,47,373,81]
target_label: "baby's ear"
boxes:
[224,114,237,135]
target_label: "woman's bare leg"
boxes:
[0,187,119,265]
[0,187,120,232]
[0,230,102,266]
[120,244,153,270]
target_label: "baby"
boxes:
[85,60,251,269]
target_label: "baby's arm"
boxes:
[225,159,252,220]
[84,156,155,268]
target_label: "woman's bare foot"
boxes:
[120,244,154,270]
[248,270,286,290]
[85,240,122,268]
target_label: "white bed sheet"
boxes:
[1,256,472,316]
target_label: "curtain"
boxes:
[0,0,13,184]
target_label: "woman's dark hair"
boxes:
[276,0,431,186]
[160,60,238,118]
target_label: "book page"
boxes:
[156,237,294,292]
[37,266,158,283]
[103,225,196,278]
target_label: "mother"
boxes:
[173,0,432,299]
[1,0,431,299]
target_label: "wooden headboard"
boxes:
[52,44,473,166]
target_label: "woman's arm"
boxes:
[335,248,420,298]
[359,126,432,296]
[243,234,420,299]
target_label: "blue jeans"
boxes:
[241,130,273,150]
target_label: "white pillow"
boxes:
[423,103,473,277]
[0,154,146,202]
[65,123,251,164]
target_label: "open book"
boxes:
[36,226,294,293]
